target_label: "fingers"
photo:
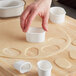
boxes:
[23,11,32,32]
[24,10,38,32]
[20,6,31,31]
[42,12,49,31]
[20,3,49,32]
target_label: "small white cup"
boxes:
[26,27,45,43]
[14,61,32,73]
[0,0,24,18]
[49,7,66,24]
[37,60,52,76]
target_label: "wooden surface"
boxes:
[0,0,76,76]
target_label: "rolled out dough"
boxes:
[55,58,72,69]
[69,50,76,59]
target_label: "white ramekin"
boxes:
[14,61,32,73]
[49,7,66,24]
[0,0,25,18]
[26,27,45,43]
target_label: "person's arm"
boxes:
[20,0,52,32]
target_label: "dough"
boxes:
[52,74,56,76]
[55,58,72,69]
[3,48,20,57]
[67,71,76,76]
[72,40,76,46]
[69,50,76,59]
[0,17,71,58]
[25,47,39,57]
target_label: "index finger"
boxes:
[20,6,31,31]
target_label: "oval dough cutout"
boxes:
[25,47,39,57]
[3,48,20,57]
[55,58,72,69]
[69,50,76,59]
[41,45,60,56]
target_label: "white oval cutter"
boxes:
[26,27,45,43]
[37,60,52,76]
[14,61,32,73]
[0,0,25,18]
[49,7,66,24]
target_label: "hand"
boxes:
[20,0,52,32]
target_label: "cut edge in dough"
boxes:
[69,50,76,60]
[55,58,72,69]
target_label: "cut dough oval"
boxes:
[55,58,72,69]
[25,47,39,57]
[41,45,60,56]
[69,50,76,59]
[3,48,21,57]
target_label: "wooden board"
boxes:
[0,0,76,76]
